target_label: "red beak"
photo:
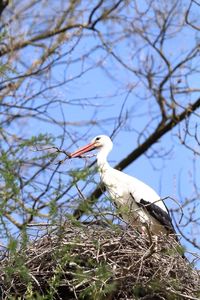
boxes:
[69,142,96,158]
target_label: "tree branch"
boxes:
[0,0,9,18]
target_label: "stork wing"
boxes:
[139,199,176,235]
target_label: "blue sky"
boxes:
[2,0,200,265]
[25,44,200,261]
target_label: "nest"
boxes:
[0,222,199,300]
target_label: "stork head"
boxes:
[70,135,113,158]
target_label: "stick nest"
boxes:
[0,222,199,300]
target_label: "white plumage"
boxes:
[70,135,176,235]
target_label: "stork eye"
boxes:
[95,137,101,141]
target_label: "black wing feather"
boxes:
[138,199,176,234]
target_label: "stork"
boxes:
[70,135,177,236]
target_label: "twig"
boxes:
[166,288,200,300]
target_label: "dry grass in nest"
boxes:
[0,222,199,300]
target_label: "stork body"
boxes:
[70,135,176,235]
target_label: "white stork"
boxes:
[70,135,177,236]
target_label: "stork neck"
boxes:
[96,148,110,171]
